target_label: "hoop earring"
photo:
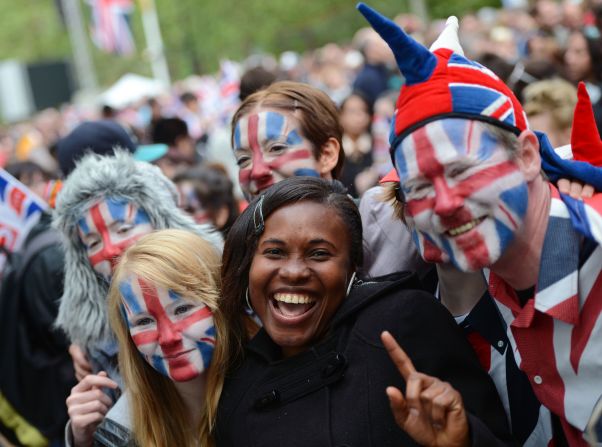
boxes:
[245,287,254,312]
[346,271,357,297]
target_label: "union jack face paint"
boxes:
[78,198,153,280]
[119,276,216,382]
[394,118,528,271]
[233,110,319,198]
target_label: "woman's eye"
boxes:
[86,239,101,250]
[174,304,194,316]
[236,157,250,167]
[310,249,331,259]
[448,167,468,178]
[263,247,283,257]
[269,144,287,154]
[135,317,154,326]
[117,225,133,235]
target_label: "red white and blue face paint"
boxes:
[78,198,153,280]
[233,110,320,198]
[119,276,216,382]
[394,118,528,271]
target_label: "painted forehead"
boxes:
[119,275,182,317]
[394,119,504,181]
[233,110,304,150]
[78,197,151,235]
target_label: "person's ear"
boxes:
[516,130,541,182]
[317,137,341,179]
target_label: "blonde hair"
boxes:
[523,79,577,131]
[108,229,228,447]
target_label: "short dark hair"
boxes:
[221,177,362,363]
[239,66,277,101]
[151,118,189,146]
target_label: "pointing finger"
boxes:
[381,331,416,380]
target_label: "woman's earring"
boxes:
[346,271,357,297]
[245,287,254,313]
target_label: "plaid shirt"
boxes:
[488,186,602,446]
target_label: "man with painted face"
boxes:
[53,150,222,446]
[358,3,602,446]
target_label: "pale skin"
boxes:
[382,331,469,447]
[69,343,92,382]
[436,131,596,312]
[66,371,118,447]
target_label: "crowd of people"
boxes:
[1,0,602,446]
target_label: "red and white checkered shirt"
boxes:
[488,186,602,446]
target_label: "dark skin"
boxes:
[382,331,470,447]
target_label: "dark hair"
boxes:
[340,90,374,117]
[179,92,197,104]
[231,81,345,179]
[582,30,602,83]
[151,118,189,146]
[239,66,277,101]
[172,165,239,236]
[221,177,362,363]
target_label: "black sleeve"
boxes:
[21,245,69,354]
[389,290,517,446]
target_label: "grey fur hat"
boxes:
[53,150,223,350]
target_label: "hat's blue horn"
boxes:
[356,3,437,86]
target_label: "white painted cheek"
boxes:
[133,337,160,362]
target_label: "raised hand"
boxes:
[381,331,470,447]
[66,371,118,447]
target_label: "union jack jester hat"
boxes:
[356,3,529,175]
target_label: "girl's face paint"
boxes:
[393,118,528,272]
[119,276,216,382]
[78,198,153,280]
[233,110,320,198]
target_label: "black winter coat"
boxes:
[215,273,515,447]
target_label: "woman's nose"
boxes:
[433,178,463,216]
[279,258,311,282]
[158,320,182,346]
[250,155,272,180]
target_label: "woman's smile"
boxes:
[249,201,353,357]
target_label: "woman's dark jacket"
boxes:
[215,273,515,447]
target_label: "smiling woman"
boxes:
[216,177,515,447]
[103,229,229,447]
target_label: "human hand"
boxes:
[69,343,93,382]
[557,178,595,200]
[66,371,118,447]
[381,331,469,447]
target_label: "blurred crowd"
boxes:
[3,0,602,215]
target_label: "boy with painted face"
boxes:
[231,81,343,200]
[358,3,602,446]
[54,151,222,446]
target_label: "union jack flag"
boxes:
[0,169,47,275]
[87,0,136,55]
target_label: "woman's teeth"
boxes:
[274,293,315,304]
[447,217,484,237]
